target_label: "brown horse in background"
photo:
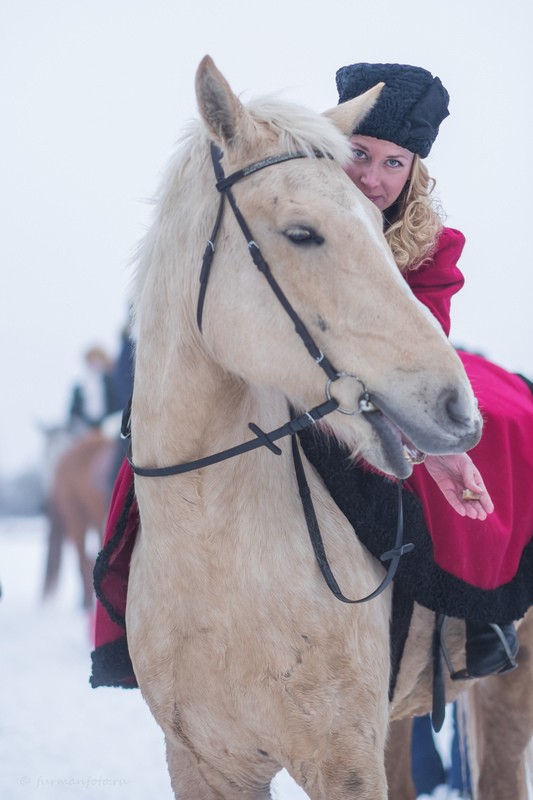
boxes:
[43,428,115,610]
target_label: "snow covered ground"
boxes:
[5,516,520,800]
[0,516,308,800]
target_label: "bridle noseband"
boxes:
[126,141,413,604]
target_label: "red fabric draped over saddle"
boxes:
[405,351,533,589]
[403,227,533,589]
[94,459,137,648]
[91,459,139,688]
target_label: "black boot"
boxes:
[451,620,519,681]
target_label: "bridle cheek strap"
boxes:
[197,191,224,331]
[197,143,338,382]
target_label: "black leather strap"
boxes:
[197,192,225,331]
[214,149,312,192]
[291,433,413,604]
[128,399,338,477]
[204,143,338,381]
[431,613,446,732]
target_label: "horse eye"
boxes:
[284,225,324,245]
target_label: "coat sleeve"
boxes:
[405,227,466,337]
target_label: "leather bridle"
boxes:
[125,141,413,603]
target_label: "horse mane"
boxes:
[130,95,352,339]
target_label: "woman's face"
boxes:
[344,135,415,211]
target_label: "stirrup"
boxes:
[440,619,518,681]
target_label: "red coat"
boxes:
[404,227,533,589]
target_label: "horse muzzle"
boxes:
[357,390,483,479]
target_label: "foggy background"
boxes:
[2,0,532,480]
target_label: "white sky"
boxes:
[1,0,532,476]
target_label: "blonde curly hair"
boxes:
[384,156,444,272]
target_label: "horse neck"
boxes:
[132,337,379,608]
[132,342,312,575]
[131,133,315,546]
[132,325,290,478]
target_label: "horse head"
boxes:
[132,56,482,480]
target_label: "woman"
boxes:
[327,62,532,798]
[331,62,533,678]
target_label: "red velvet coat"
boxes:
[404,227,533,589]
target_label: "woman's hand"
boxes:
[423,453,494,520]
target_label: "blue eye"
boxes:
[386,159,402,168]
[351,148,367,160]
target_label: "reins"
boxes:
[126,141,414,603]
[291,435,412,604]
[125,398,337,478]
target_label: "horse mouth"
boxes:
[359,398,426,478]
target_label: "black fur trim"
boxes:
[90,637,138,689]
[298,428,533,624]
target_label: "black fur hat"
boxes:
[335,62,450,158]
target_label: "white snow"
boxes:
[0,516,306,800]
[4,517,527,800]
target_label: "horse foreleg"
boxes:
[42,499,65,599]
[165,735,272,800]
[293,754,388,800]
[165,735,222,800]
[61,503,95,611]
[77,537,96,612]
[386,718,416,800]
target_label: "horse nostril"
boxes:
[444,387,476,427]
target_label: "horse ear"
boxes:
[323,83,384,137]
[195,55,253,149]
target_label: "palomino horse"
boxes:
[43,427,114,609]
[125,56,531,799]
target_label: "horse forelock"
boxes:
[245,95,352,162]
